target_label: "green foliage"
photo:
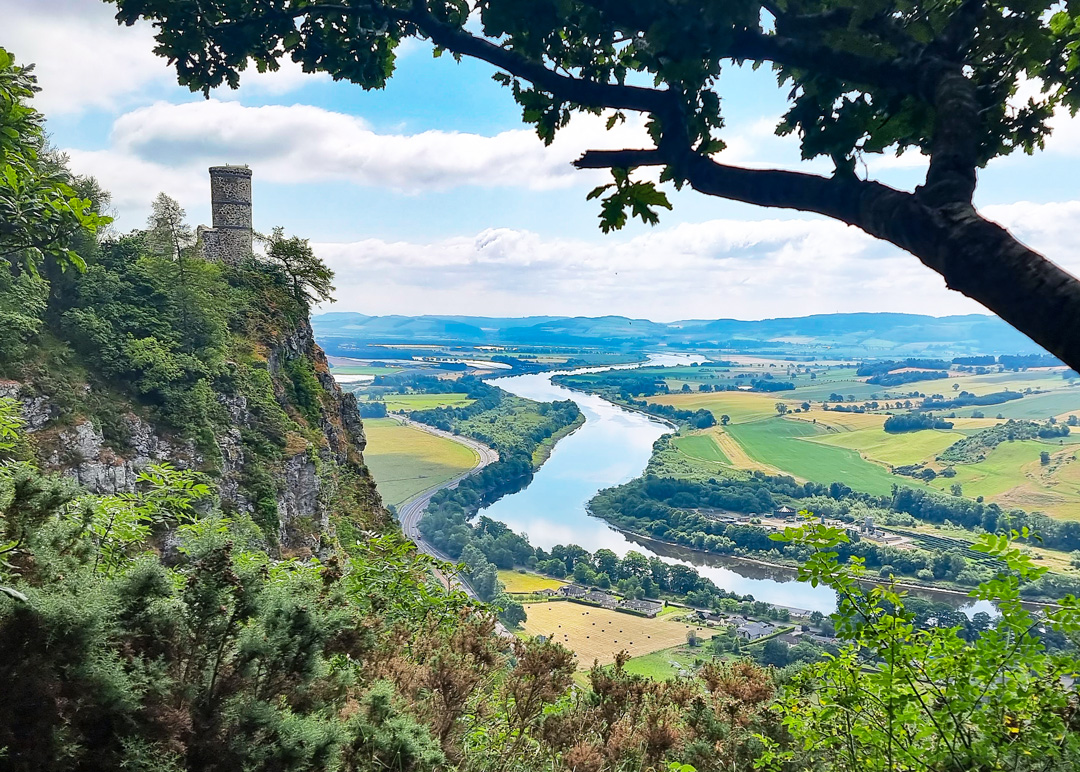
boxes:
[0,267,47,369]
[939,419,1071,463]
[0,47,110,271]
[587,167,672,233]
[283,354,323,427]
[761,519,1080,772]
[260,226,335,307]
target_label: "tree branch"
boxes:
[400,5,679,117]
[576,148,1080,369]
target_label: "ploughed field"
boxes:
[361,418,479,506]
[641,362,1080,520]
[521,602,716,669]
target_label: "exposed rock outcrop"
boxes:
[2,316,384,553]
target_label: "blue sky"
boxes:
[11,0,1080,321]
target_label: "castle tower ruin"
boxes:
[202,165,253,263]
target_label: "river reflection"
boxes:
[482,355,992,616]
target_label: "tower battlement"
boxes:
[202,165,253,264]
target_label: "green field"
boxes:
[648,391,782,423]
[812,426,963,467]
[361,418,479,506]
[726,417,917,495]
[672,432,731,464]
[622,645,702,680]
[498,570,566,593]
[368,393,475,412]
[948,389,1080,420]
[926,439,1080,519]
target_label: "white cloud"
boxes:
[982,200,1080,261]
[61,98,654,225]
[8,0,170,115]
[314,217,992,319]
[106,99,650,190]
[8,0,328,115]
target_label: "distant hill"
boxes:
[312,311,1044,358]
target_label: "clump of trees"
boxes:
[939,419,1070,463]
[883,413,954,433]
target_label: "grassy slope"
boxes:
[725,417,914,496]
[498,570,567,593]
[361,418,479,507]
[374,393,476,411]
[926,439,1080,519]
[623,645,703,680]
[672,432,731,464]
[521,602,716,669]
[811,425,963,466]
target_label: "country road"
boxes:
[391,417,499,601]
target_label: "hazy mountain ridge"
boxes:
[313,311,1042,357]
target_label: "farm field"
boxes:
[361,418,479,506]
[725,417,916,496]
[948,389,1080,420]
[622,645,702,680]
[925,439,1080,520]
[796,410,888,431]
[672,432,731,464]
[366,393,475,411]
[329,364,404,375]
[811,425,963,467]
[648,391,780,423]
[498,570,566,593]
[521,602,716,668]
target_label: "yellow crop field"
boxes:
[648,391,781,424]
[498,570,566,593]
[362,418,478,506]
[521,603,716,669]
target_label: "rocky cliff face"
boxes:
[4,317,385,554]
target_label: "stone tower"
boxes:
[203,165,252,263]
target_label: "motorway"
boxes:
[392,417,499,600]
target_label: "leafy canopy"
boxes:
[0,47,110,270]
[108,0,1080,225]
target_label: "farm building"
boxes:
[736,620,777,641]
[558,585,587,598]
[618,598,663,617]
[584,590,618,608]
[695,610,727,624]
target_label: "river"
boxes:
[481,355,993,616]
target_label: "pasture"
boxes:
[798,410,888,431]
[672,432,731,464]
[521,603,717,668]
[622,646,702,680]
[369,393,475,412]
[361,418,478,506]
[811,425,962,467]
[927,439,1080,520]
[950,389,1080,421]
[498,570,566,593]
[725,417,915,495]
[648,391,781,424]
